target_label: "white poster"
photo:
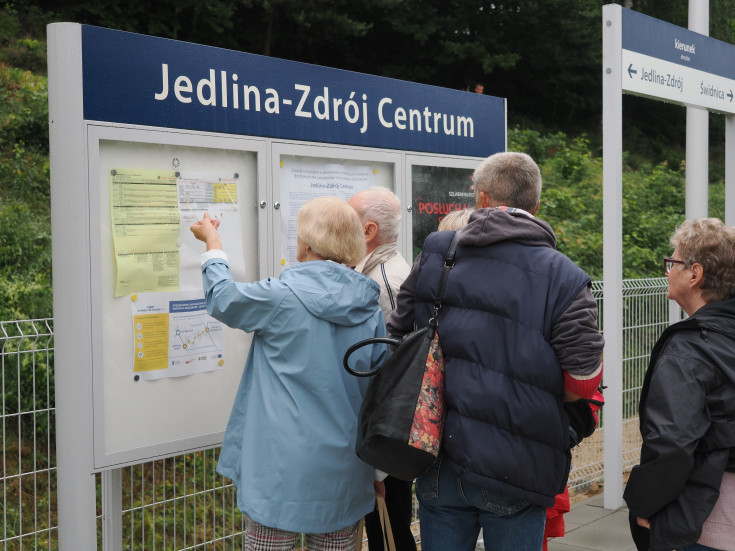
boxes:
[279,160,377,266]
[176,171,246,290]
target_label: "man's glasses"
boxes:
[664,257,686,275]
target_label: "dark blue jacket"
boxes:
[388,207,602,507]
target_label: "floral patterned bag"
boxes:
[343,232,458,481]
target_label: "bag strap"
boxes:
[342,231,460,377]
[354,516,365,550]
[376,494,397,551]
[429,231,460,335]
[343,337,402,377]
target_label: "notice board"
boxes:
[86,128,264,467]
[48,22,506,470]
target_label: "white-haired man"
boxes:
[348,187,411,323]
[348,187,415,551]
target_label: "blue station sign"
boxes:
[81,26,506,157]
[621,8,735,113]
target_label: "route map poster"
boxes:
[131,292,225,380]
[411,165,474,257]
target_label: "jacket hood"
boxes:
[458,207,557,249]
[280,260,381,326]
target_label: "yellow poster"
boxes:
[110,169,180,296]
[133,312,169,373]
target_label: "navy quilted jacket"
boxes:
[388,207,601,507]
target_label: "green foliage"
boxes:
[0,57,51,321]
[0,201,53,319]
[510,128,604,278]
[0,64,49,152]
[509,127,689,280]
[0,4,49,72]
[709,180,726,222]
[1,346,55,431]
[622,162,686,278]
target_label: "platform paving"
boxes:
[547,494,636,551]
[471,493,636,551]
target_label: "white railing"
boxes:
[0,278,673,548]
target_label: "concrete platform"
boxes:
[547,494,636,551]
[472,493,636,551]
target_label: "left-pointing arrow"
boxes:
[627,64,638,78]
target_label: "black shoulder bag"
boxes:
[343,232,459,481]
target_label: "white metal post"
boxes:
[602,4,625,510]
[686,1,710,220]
[47,23,98,549]
[726,115,735,226]
[102,469,123,551]
[669,299,682,326]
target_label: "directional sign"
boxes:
[622,8,735,114]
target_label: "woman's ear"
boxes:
[689,262,705,289]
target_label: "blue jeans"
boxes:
[416,454,546,551]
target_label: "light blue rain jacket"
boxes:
[203,257,387,533]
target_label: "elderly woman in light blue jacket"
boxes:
[190,196,387,551]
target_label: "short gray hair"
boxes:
[472,152,542,212]
[670,217,735,302]
[351,187,402,244]
[297,196,366,265]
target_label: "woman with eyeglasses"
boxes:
[624,218,735,551]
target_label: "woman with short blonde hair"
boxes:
[438,208,473,232]
[297,196,366,266]
[190,196,387,551]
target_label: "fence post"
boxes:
[103,469,123,551]
[669,299,682,326]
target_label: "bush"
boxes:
[623,162,685,278]
[0,64,49,152]
[509,127,689,279]
[0,201,52,319]
[0,4,49,73]
[510,128,604,278]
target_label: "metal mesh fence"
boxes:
[108,451,246,550]
[1,319,56,551]
[1,279,673,548]
[566,278,673,491]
